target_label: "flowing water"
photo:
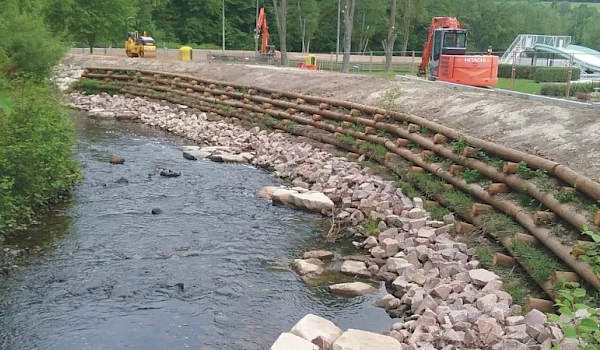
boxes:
[0,116,394,350]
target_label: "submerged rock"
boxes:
[159,169,181,178]
[151,208,163,215]
[329,282,378,297]
[110,154,125,164]
[115,177,129,184]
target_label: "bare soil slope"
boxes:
[63,53,600,180]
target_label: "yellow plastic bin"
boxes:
[178,46,193,61]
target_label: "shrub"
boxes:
[540,82,600,97]
[498,64,538,79]
[0,79,82,233]
[533,67,581,83]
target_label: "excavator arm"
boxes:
[257,8,269,55]
[419,17,462,75]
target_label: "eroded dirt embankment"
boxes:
[62,53,600,180]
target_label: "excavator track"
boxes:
[80,67,600,311]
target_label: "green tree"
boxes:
[46,0,137,53]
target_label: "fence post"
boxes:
[510,51,516,91]
[370,51,373,74]
[330,52,333,72]
[411,51,415,75]
[565,52,573,98]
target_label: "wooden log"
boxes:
[319,103,330,110]
[270,92,280,99]
[571,241,593,258]
[524,297,555,313]
[433,133,448,144]
[248,88,257,95]
[374,114,385,122]
[471,203,493,217]
[462,146,477,157]
[262,102,273,109]
[503,162,519,175]
[185,88,194,93]
[533,211,557,226]
[350,108,360,116]
[208,83,217,89]
[595,211,600,226]
[219,95,228,100]
[203,92,212,97]
[341,121,353,129]
[346,152,360,160]
[420,150,434,158]
[449,165,464,175]
[514,233,539,246]
[365,126,376,135]
[409,166,424,173]
[396,138,409,147]
[487,183,510,196]
[455,221,475,234]
[492,252,517,267]
[225,86,235,92]
[191,80,198,85]
[313,114,324,122]
[550,271,580,285]
[408,123,420,133]
[243,98,252,104]
[385,152,400,163]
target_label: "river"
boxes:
[0,115,394,350]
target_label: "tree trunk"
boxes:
[341,0,356,73]
[88,34,96,54]
[384,0,397,71]
[273,0,288,66]
[401,0,413,55]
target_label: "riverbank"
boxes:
[67,90,575,349]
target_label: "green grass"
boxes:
[495,78,542,94]
[426,204,451,221]
[512,240,565,281]
[363,218,380,236]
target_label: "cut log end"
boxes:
[550,271,580,286]
[503,162,519,175]
[514,233,539,246]
[409,166,424,174]
[365,126,376,135]
[533,211,557,226]
[312,114,323,122]
[296,98,306,104]
[524,297,555,313]
[374,114,385,122]
[420,150,434,159]
[487,183,510,196]
[449,165,464,175]
[462,146,476,158]
[248,88,257,95]
[471,203,493,217]
[433,133,448,144]
[396,138,409,148]
[319,103,330,110]
[492,252,517,268]
[408,123,420,133]
[594,211,600,226]
[455,221,475,234]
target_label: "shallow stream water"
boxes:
[0,116,394,350]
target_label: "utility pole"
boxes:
[336,0,340,67]
[255,0,259,57]
[222,0,226,56]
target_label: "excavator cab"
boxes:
[420,17,498,87]
[429,29,468,78]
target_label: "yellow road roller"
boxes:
[124,17,157,58]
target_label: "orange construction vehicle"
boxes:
[419,17,498,87]
[256,7,281,59]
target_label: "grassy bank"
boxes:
[0,4,81,236]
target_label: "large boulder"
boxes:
[302,250,334,260]
[289,192,335,212]
[183,150,211,160]
[290,314,344,347]
[270,332,319,350]
[332,329,403,350]
[271,189,298,206]
[340,260,371,278]
[207,153,248,163]
[293,259,324,276]
[257,186,280,200]
[329,282,378,297]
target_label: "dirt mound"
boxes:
[62,53,600,180]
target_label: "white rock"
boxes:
[340,260,371,278]
[183,150,211,160]
[271,188,298,206]
[293,259,324,276]
[290,314,343,346]
[329,282,378,297]
[289,192,335,212]
[332,329,402,350]
[270,332,319,350]
[208,153,248,163]
[469,269,500,286]
[257,186,280,200]
[302,250,334,260]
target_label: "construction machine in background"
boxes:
[419,17,498,87]
[256,8,281,60]
[124,16,157,58]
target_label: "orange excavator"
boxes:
[256,7,281,59]
[419,17,498,87]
